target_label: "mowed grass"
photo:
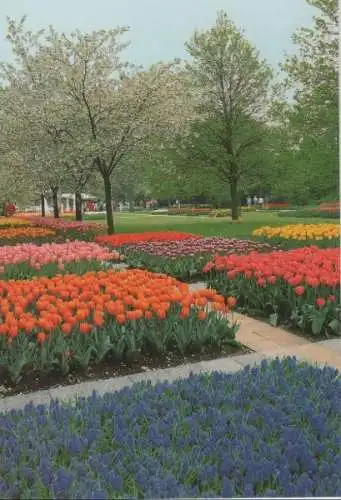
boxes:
[84,211,338,238]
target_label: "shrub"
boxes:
[0,269,237,382]
[0,358,340,498]
[204,246,340,337]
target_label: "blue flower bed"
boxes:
[0,357,340,498]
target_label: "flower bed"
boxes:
[0,217,30,228]
[253,224,339,242]
[204,246,340,337]
[123,238,275,281]
[0,269,237,383]
[0,227,56,245]
[23,215,104,232]
[1,357,340,498]
[96,231,200,247]
[0,242,121,280]
[168,207,212,216]
[21,216,105,241]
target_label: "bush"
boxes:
[204,247,340,337]
[1,358,340,498]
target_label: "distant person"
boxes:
[253,195,258,205]
[259,196,264,208]
[247,196,252,207]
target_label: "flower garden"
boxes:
[0,215,340,498]
[1,358,340,498]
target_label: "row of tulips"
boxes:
[0,218,105,245]
[0,217,30,228]
[121,237,275,281]
[0,269,238,382]
[204,246,340,337]
[96,231,200,246]
[252,224,339,248]
[22,215,104,233]
[0,242,122,280]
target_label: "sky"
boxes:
[0,0,317,71]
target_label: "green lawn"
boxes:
[85,211,337,238]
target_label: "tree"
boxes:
[3,20,193,233]
[278,0,338,201]
[185,10,273,219]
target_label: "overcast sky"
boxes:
[0,0,316,69]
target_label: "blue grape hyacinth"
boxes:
[0,357,340,498]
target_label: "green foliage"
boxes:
[277,210,340,219]
[184,11,274,219]
[273,0,338,203]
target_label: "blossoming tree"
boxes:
[2,18,193,233]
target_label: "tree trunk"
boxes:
[41,194,46,217]
[75,191,83,221]
[103,173,115,234]
[51,187,60,219]
[230,178,239,221]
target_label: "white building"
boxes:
[25,193,98,214]
[60,193,97,212]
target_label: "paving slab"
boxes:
[0,388,52,414]
[233,352,268,368]
[189,282,207,291]
[268,344,341,371]
[316,339,341,353]
[0,352,256,413]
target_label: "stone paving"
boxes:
[0,280,339,412]
[0,352,266,413]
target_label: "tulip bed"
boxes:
[0,217,31,228]
[122,237,275,281]
[0,242,121,280]
[1,358,340,499]
[0,269,238,383]
[96,231,200,246]
[253,223,340,249]
[204,246,340,337]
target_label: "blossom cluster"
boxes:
[253,223,339,240]
[0,269,236,381]
[0,358,340,498]
[96,231,200,246]
[204,247,340,336]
